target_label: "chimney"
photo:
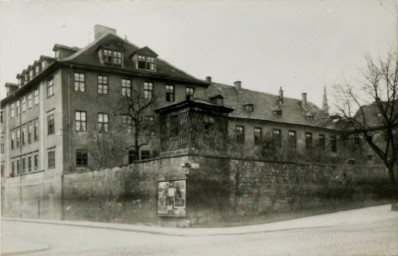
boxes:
[234,81,242,91]
[94,25,117,40]
[278,87,284,104]
[5,83,18,96]
[206,76,212,82]
[301,93,307,108]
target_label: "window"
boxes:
[98,113,109,133]
[170,115,179,137]
[34,121,39,141]
[273,129,282,146]
[47,78,54,97]
[28,156,32,172]
[35,65,40,74]
[21,126,26,145]
[254,127,262,145]
[353,133,360,145]
[34,154,39,170]
[305,132,313,150]
[128,150,137,164]
[16,101,20,115]
[76,149,88,166]
[288,130,297,148]
[11,161,15,176]
[144,82,153,100]
[11,131,15,149]
[331,136,337,152]
[122,79,132,97]
[11,103,15,117]
[140,150,151,160]
[1,164,3,178]
[319,134,325,150]
[236,125,245,143]
[244,104,254,112]
[0,136,4,153]
[103,50,122,65]
[16,130,20,148]
[55,50,60,60]
[34,89,39,105]
[30,69,34,78]
[48,150,55,169]
[22,97,26,112]
[16,159,20,175]
[186,87,194,100]
[137,55,155,71]
[165,85,175,102]
[122,115,132,133]
[98,75,108,94]
[28,94,33,108]
[47,114,55,135]
[75,111,87,132]
[22,158,26,173]
[42,61,46,70]
[74,73,85,92]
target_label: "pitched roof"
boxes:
[61,32,207,86]
[206,82,338,129]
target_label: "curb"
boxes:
[2,217,336,237]
[2,243,49,256]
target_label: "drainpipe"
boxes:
[19,99,22,218]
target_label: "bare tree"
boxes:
[334,52,398,185]
[117,82,159,161]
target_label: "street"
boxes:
[2,206,398,256]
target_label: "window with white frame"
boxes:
[22,97,26,112]
[48,149,55,169]
[28,93,33,108]
[98,75,108,94]
[74,73,85,92]
[16,101,20,115]
[47,78,54,97]
[137,55,155,71]
[122,79,132,97]
[34,120,39,141]
[11,103,15,117]
[34,89,39,105]
[47,114,55,135]
[165,85,174,102]
[28,123,32,144]
[186,87,194,100]
[98,113,109,133]
[144,82,153,100]
[103,49,122,65]
[75,111,87,132]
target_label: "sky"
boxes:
[0,0,396,112]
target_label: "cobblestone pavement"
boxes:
[2,217,397,256]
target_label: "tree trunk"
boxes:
[387,165,396,186]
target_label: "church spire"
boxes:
[322,86,329,115]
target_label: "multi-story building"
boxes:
[0,25,209,181]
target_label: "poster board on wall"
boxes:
[157,179,186,217]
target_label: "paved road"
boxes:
[2,217,397,256]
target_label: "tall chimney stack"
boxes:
[234,81,242,91]
[206,76,212,82]
[301,93,307,108]
[279,87,284,104]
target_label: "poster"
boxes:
[157,179,186,217]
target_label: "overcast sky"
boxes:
[0,0,396,111]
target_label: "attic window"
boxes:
[273,109,282,116]
[103,49,122,65]
[210,96,223,106]
[244,104,254,112]
[305,112,314,121]
[137,55,155,71]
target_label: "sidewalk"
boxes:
[3,204,397,238]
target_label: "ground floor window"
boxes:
[76,149,88,166]
[141,150,151,160]
[48,150,55,169]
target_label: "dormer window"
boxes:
[244,104,254,112]
[29,69,34,78]
[273,109,282,116]
[103,49,122,65]
[35,65,40,74]
[55,50,60,60]
[305,112,314,121]
[210,95,224,106]
[137,55,155,71]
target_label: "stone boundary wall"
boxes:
[1,154,391,225]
